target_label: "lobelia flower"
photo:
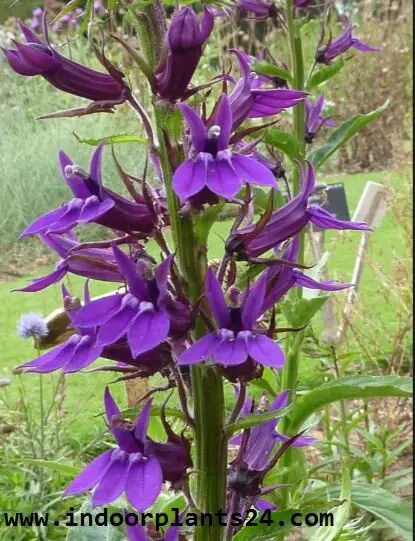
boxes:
[228,392,315,510]
[173,94,278,203]
[179,268,285,376]
[16,233,125,292]
[261,236,351,312]
[154,7,214,101]
[316,18,380,65]
[20,143,158,239]
[226,161,371,260]
[228,50,307,130]
[16,284,139,374]
[1,19,128,106]
[64,389,163,510]
[72,245,173,358]
[305,94,335,143]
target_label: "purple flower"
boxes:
[228,392,315,510]
[305,94,335,143]
[227,161,371,259]
[72,246,173,358]
[2,20,128,104]
[238,0,275,17]
[16,284,138,373]
[228,50,307,130]
[261,237,351,312]
[20,144,158,238]
[316,19,380,65]
[65,389,163,510]
[173,94,278,202]
[155,7,214,101]
[16,233,125,292]
[179,268,285,372]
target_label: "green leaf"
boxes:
[251,367,279,397]
[251,62,293,84]
[80,0,94,34]
[107,0,117,10]
[308,100,389,170]
[226,404,293,436]
[74,133,147,146]
[310,469,351,541]
[12,459,81,477]
[282,296,328,328]
[51,0,84,23]
[251,187,286,213]
[309,483,413,540]
[290,376,413,432]
[264,129,302,162]
[66,499,125,541]
[194,202,225,245]
[306,58,345,91]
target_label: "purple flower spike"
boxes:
[179,268,285,379]
[73,246,172,358]
[2,19,128,104]
[20,144,158,238]
[316,18,380,65]
[228,50,307,130]
[305,94,335,143]
[173,94,278,202]
[227,161,371,260]
[155,7,214,101]
[65,389,163,511]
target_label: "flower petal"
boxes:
[92,450,129,507]
[19,206,68,238]
[125,455,163,512]
[178,332,221,365]
[231,153,278,188]
[64,449,114,496]
[205,267,230,328]
[206,155,241,199]
[213,93,232,150]
[63,336,104,373]
[172,158,206,202]
[242,273,266,330]
[214,334,248,366]
[178,102,207,153]
[127,309,170,357]
[247,335,285,368]
[79,197,114,223]
[97,302,137,346]
[72,294,122,328]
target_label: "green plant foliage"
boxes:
[306,59,345,91]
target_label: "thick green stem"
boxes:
[153,104,227,541]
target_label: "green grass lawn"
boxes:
[0,169,407,441]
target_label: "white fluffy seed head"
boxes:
[17,313,48,339]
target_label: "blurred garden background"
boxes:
[0,0,412,539]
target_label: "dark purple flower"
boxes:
[155,7,214,101]
[72,246,173,358]
[179,268,285,372]
[305,94,335,143]
[238,0,275,17]
[20,144,158,238]
[316,19,380,65]
[2,20,128,104]
[261,237,351,312]
[65,389,163,510]
[173,94,278,202]
[16,284,138,373]
[16,233,125,292]
[227,161,371,260]
[228,50,307,130]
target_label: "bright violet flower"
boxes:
[173,94,278,202]
[2,20,128,104]
[65,389,163,510]
[316,19,380,65]
[228,392,315,511]
[227,161,371,259]
[238,0,275,17]
[228,50,307,130]
[20,144,158,238]
[305,94,335,143]
[261,237,351,312]
[179,268,285,370]
[72,245,173,358]
[16,284,137,373]
[155,7,214,101]
[16,233,125,292]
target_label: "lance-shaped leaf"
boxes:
[251,62,293,84]
[264,129,302,162]
[308,100,389,170]
[282,296,329,328]
[306,58,345,91]
[226,404,293,437]
[289,375,413,433]
[74,133,147,146]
